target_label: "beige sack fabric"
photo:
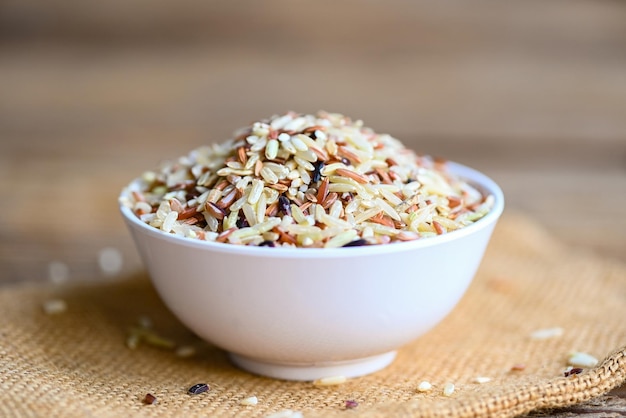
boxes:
[1,213,625,417]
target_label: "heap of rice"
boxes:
[120,111,493,248]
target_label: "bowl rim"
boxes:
[119,160,504,259]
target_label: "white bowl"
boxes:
[120,161,504,381]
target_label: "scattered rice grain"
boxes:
[240,396,258,406]
[345,400,358,409]
[568,351,598,368]
[48,261,70,284]
[313,375,347,386]
[142,393,157,405]
[417,381,432,392]
[510,364,526,372]
[442,382,455,397]
[175,345,197,358]
[564,367,583,377]
[530,327,564,340]
[141,331,176,349]
[264,410,303,418]
[187,383,210,395]
[42,299,67,315]
[98,247,123,277]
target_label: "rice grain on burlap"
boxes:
[0,213,624,418]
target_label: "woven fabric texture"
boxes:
[1,213,625,418]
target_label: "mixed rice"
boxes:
[120,111,494,248]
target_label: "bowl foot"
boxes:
[229,351,397,381]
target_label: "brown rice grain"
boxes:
[169,198,184,213]
[304,191,318,203]
[302,124,326,134]
[216,228,237,243]
[237,146,248,164]
[370,213,396,228]
[142,393,158,405]
[309,146,329,162]
[337,146,362,164]
[375,167,393,184]
[433,221,446,235]
[205,202,226,220]
[385,157,399,166]
[317,177,330,203]
[321,192,339,209]
[335,168,369,184]
[299,201,313,213]
[268,183,289,192]
[266,201,279,217]
[216,188,238,209]
[254,160,263,177]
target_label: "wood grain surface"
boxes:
[1,0,624,414]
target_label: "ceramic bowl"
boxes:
[119,161,504,381]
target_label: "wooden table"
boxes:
[1,0,624,414]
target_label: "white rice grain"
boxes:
[294,156,315,171]
[240,396,258,406]
[568,351,599,368]
[242,203,258,227]
[162,211,178,233]
[175,346,197,358]
[290,135,308,151]
[264,410,303,418]
[43,299,67,315]
[48,261,70,284]
[353,207,383,224]
[98,247,123,277]
[313,375,347,386]
[374,198,401,221]
[530,327,564,340]
[442,383,455,397]
[324,230,358,248]
[260,167,279,184]
[256,193,267,224]
[417,381,432,392]
[248,179,264,205]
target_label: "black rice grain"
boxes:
[564,367,583,377]
[188,383,210,395]
[278,195,291,216]
[312,161,325,183]
[342,239,368,247]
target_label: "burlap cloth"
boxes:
[1,213,625,418]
